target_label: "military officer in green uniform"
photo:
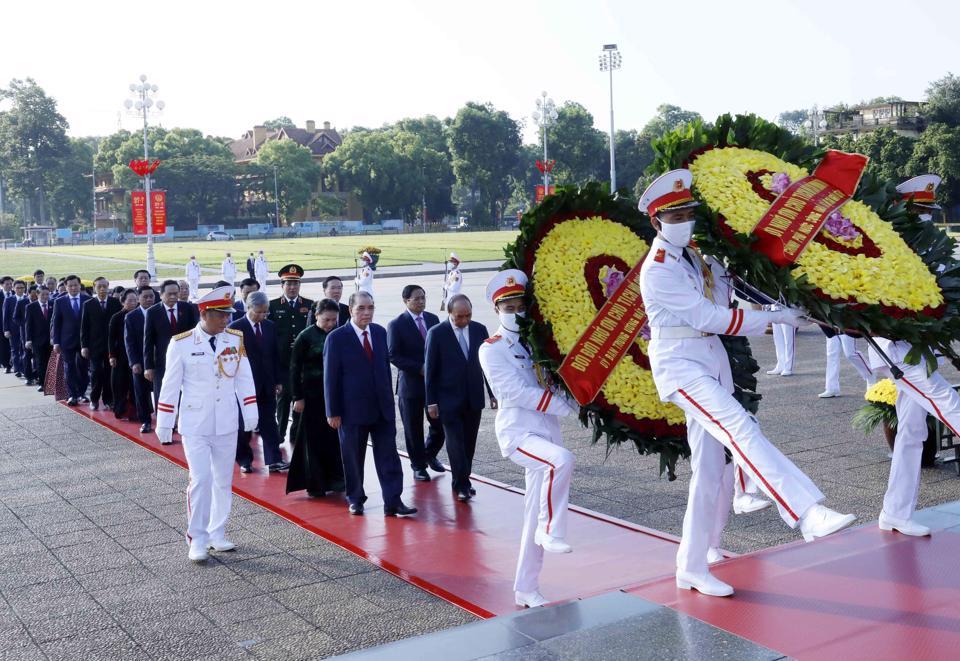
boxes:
[268,264,314,440]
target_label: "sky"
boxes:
[1,0,957,144]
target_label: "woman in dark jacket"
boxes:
[286,298,345,497]
[108,289,138,420]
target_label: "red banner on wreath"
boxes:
[557,256,648,405]
[751,150,868,267]
[535,185,556,203]
[131,191,147,235]
[150,191,167,235]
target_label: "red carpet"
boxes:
[68,404,683,617]
[626,525,960,659]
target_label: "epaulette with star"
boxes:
[173,330,193,341]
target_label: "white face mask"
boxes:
[659,220,695,247]
[498,310,525,332]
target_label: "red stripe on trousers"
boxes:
[185,477,192,543]
[677,388,798,522]
[901,376,960,436]
[516,448,556,535]
[738,466,746,491]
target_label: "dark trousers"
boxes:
[237,391,283,467]
[111,361,131,418]
[441,408,482,493]
[32,345,51,385]
[338,418,403,508]
[276,390,301,441]
[0,334,9,368]
[8,331,23,374]
[88,353,112,405]
[22,345,35,381]
[132,372,153,423]
[398,396,445,470]
[62,348,88,399]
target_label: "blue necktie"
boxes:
[72,297,79,316]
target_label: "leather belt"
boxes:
[650,326,715,340]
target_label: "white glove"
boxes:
[156,427,173,444]
[769,307,811,328]
[244,417,259,433]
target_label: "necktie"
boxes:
[100,300,106,312]
[168,307,177,331]
[416,316,427,339]
[209,336,216,352]
[71,297,79,316]
[457,327,469,359]
[362,330,373,361]
[255,322,262,343]
[43,305,48,320]
[289,299,296,311]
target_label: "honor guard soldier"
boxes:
[185,256,201,301]
[155,286,258,562]
[478,269,578,609]
[268,264,314,440]
[638,169,856,597]
[867,174,956,538]
[442,252,462,311]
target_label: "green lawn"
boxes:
[0,231,517,281]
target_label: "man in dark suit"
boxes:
[2,279,27,378]
[268,265,314,440]
[322,276,350,326]
[52,274,91,404]
[13,283,37,385]
[24,286,53,392]
[233,278,260,322]
[246,253,256,279]
[144,279,199,409]
[425,295,494,501]
[324,291,416,517]
[80,276,123,410]
[229,289,287,473]
[125,286,156,432]
[0,276,12,373]
[387,284,445,481]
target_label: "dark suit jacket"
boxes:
[12,297,30,337]
[324,323,395,425]
[337,302,350,327]
[387,310,439,400]
[424,320,490,414]
[228,316,281,390]
[124,307,149,367]
[2,295,23,338]
[80,296,123,358]
[108,309,130,365]
[52,294,91,351]
[232,301,245,322]
[143,301,198,372]
[24,300,52,350]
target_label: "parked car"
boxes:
[206,230,233,241]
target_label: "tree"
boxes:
[263,117,294,129]
[546,101,606,186]
[256,139,321,224]
[48,137,96,224]
[641,104,703,139]
[907,123,960,213]
[0,78,70,225]
[612,129,646,194]
[924,73,960,127]
[777,109,809,135]
[447,102,521,225]
[392,116,456,219]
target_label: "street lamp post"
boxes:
[531,91,558,194]
[273,165,281,228]
[599,44,622,192]
[124,75,165,281]
[803,105,828,145]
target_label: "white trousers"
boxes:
[183,431,237,549]
[256,276,267,292]
[709,463,758,548]
[508,435,573,593]
[188,278,200,302]
[669,376,824,574]
[825,335,872,393]
[883,365,960,520]
[772,324,796,372]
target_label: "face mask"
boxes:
[498,310,525,332]
[659,220,695,247]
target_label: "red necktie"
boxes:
[168,307,177,331]
[362,330,373,361]
[43,305,48,320]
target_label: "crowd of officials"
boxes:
[0,264,495,508]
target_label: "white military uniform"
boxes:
[185,259,201,301]
[640,234,825,574]
[770,322,796,375]
[444,255,463,308]
[823,333,872,395]
[356,265,374,297]
[221,257,237,285]
[254,254,269,291]
[479,324,577,593]
[157,320,257,552]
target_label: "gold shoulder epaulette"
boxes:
[174,329,193,341]
[225,328,244,337]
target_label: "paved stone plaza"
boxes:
[1,269,959,658]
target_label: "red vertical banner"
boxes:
[131,191,147,235]
[150,191,167,235]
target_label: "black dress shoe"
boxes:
[14,372,22,379]
[268,461,290,473]
[427,457,446,473]
[24,379,35,386]
[36,385,45,392]
[384,502,417,517]
[456,491,471,502]
[412,469,431,482]
[139,423,152,433]
[307,490,325,498]
[66,397,78,406]
[239,464,253,474]
[89,402,98,411]
[79,396,90,404]
[3,367,11,374]
[469,487,477,496]
[349,503,364,515]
